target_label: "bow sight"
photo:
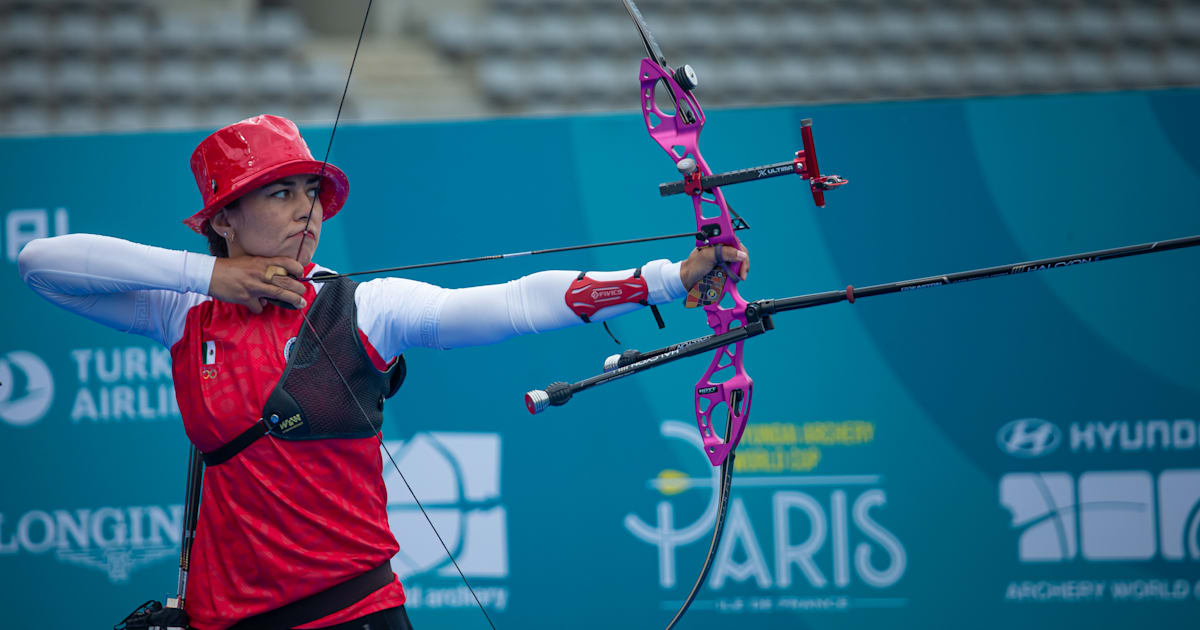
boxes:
[660,119,848,208]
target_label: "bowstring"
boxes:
[291,2,497,627]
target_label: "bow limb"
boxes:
[665,460,734,630]
[665,394,738,630]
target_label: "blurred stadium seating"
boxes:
[1,0,1198,135]
[0,0,342,134]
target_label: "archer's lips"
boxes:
[290,230,317,241]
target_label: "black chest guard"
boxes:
[201,274,405,467]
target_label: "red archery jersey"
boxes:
[171,276,405,630]
[20,233,687,629]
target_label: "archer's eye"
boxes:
[307,187,319,198]
[270,189,289,199]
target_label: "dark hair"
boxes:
[201,201,239,257]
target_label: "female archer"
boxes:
[17,114,748,630]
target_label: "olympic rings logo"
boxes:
[200,367,219,380]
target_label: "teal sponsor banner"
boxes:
[2,89,1199,629]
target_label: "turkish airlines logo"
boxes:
[0,351,54,427]
[997,418,1062,458]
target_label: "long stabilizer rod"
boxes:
[757,233,1200,316]
[525,233,1200,413]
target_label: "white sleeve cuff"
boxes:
[182,251,217,295]
[643,258,687,305]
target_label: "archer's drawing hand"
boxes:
[680,243,750,291]
[210,256,307,313]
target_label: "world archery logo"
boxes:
[381,433,510,611]
[0,350,54,427]
[1000,470,1200,562]
[996,418,1062,458]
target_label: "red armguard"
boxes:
[566,269,650,322]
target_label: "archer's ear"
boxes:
[209,208,233,233]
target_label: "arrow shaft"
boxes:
[304,226,748,282]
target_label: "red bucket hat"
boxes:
[184,114,349,233]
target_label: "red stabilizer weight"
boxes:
[846,285,856,303]
[566,274,650,321]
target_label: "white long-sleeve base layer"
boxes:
[18,234,687,358]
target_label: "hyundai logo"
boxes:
[996,418,1062,458]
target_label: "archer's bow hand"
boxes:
[681,243,750,290]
